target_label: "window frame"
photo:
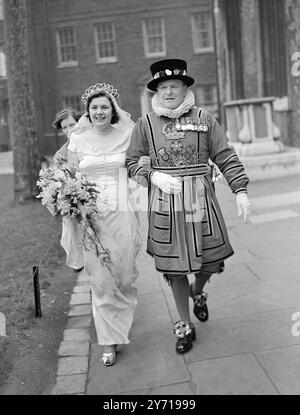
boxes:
[56,27,78,68]
[94,22,118,64]
[196,84,218,114]
[142,17,166,58]
[62,96,82,113]
[191,11,214,54]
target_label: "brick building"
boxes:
[0,0,218,156]
[214,0,300,149]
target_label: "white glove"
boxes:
[151,171,182,194]
[236,192,251,223]
[138,156,151,168]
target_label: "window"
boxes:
[56,27,77,67]
[142,17,166,58]
[0,45,6,77]
[94,22,117,63]
[0,0,3,20]
[62,96,81,112]
[191,11,214,53]
[196,85,218,115]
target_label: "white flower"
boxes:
[37,165,110,258]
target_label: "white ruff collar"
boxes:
[151,89,195,118]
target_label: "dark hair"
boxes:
[86,92,119,124]
[52,108,81,130]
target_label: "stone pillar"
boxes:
[213,0,229,126]
[240,0,262,98]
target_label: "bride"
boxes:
[66,83,142,366]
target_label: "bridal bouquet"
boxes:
[36,165,111,263]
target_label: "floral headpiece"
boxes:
[81,83,120,104]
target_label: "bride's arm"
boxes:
[67,149,79,169]
[67,132,80,169]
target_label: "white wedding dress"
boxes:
[67,126,141,345]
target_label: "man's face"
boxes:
[156,79,187,110]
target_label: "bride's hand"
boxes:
[138,156,151,168]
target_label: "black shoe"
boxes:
[174,321,196,354]
[73,266,84,273]
[189,284,209,322]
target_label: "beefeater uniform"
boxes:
[126,106,249,275]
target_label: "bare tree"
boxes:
[3,0,39,202]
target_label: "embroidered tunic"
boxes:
[126,107,249,275]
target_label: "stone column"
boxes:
[213,0,229,126]
[240,0,262,98]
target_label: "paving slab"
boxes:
[159,263,259,304]
[189,353,278,395]
[77,273,90,283]
[68,304,92,316]
[184,308,300,363]
[250,191,300,209]
[58,340,90,356]
[69,293,91,305]
[51,374,87,395]
[249,209,299,224]
[135,263,161,295]
[245,256,300,282]
[212,262,260,285]
[57,356,89,376]
[130,292,172,338]
[207,275,300,320]
[64,328,91,341]
[163,274,300,323]
[225,248,257,264]
[255,344,300,395]
[73,285,91,293]
[225,231,250,249]
[86,331,190,395]
[66,315,92,329]
[230,218,300,259]
[78,175,300,395]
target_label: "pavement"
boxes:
[49,173,300,396]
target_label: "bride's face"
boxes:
[89,96,113,130]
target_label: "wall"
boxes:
[29,0,216,155]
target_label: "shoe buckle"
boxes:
[194,292,207,307]
[174,320,192,339]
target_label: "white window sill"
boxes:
[56,62,79,69]
[96,58,118,64]
[144,52,166,59]
[193,47,214,54]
